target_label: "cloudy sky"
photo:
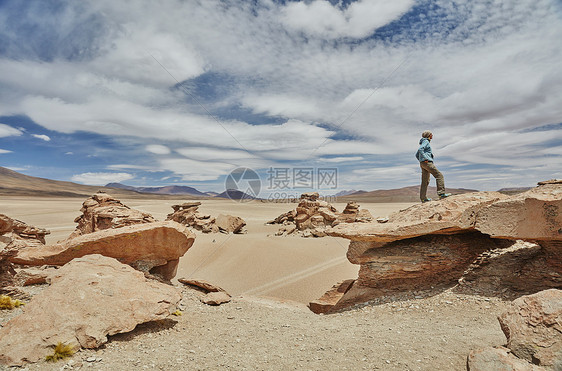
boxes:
[0,0,560,196]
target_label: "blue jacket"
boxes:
[416,137,434,162]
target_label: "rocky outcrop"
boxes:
[468,289,562,370]
[69,192,155,238]
[166,203,246,234]
[0,255,181,366]
[268,193,372,237]
[11,221,195,281]
[0,213,49,248]
[318,181,562,312]
[1,215,50,295]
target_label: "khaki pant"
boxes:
[420,161,445,201]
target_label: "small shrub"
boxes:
[45,342,75,362]
[0,295,24,310]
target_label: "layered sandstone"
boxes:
[319,181,562,312]
[11,221,195,280]
[0,255,181,366]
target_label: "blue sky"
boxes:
[0,0,561,196]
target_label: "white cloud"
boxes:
[0,149,11,154]
[280,0,415,39]
[0,123,22,138]
[71,172,134,185]
[322,156,365,163]
[0,0,560,190]
[31,134,50,141]
[146,144,171,155]
[107,164,156,171]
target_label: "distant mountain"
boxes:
[497,186,532,195]
[333,189,365,197]
[214,189,258,200]
[0,167,142,197]
[106,183,207,196]
[337,185,478,203]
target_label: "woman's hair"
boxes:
[422,130,432,138]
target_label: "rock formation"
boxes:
[166,202,246,234]
[317,181,562,312]
[0,214,50,295]
[11,221,195,281]
[268,192,372,237]
[0,213,49,248]
[0,255,181,366]
[69,192,155,238]
[468,289,562,370]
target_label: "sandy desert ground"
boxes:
[0,196,415,304]
[0,196,514,370]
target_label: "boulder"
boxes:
[0,254,181,366]
[467,347,545,371]
[10,221,195,281]
[498,289,562,367]
[70,192,155,238]
[215,214,246,234]
[200,291,232,306]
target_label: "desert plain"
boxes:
[0,196,416,304]
[0,195,523,371]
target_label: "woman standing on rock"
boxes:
[415,130,451,202]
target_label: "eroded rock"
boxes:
[0,254,181,366]
[268,193,372,237]
[166,203,245,234]
[70,192,155,238]
[317,182,562,312]
[11,221,195,281]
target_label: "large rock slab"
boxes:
[10,221,194,280]
[498,289,562,367]
[476,183,562,241]
[0,254,181,366]
[328,192,507,243]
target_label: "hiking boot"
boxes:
[421,198,432,203]
[439,193,452,199]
